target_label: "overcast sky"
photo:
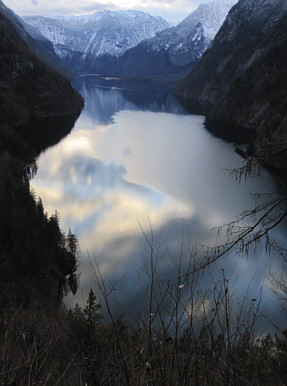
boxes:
[3,0,211,24]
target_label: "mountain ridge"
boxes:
[23,10,169,75]
[22,1,237,79]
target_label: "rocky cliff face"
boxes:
[174,0,287,169]
[0,3,83,128]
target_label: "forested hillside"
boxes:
[0,9,83,128]
[0,6,83,307]
[174,0,287,170]
[0,0,72,77]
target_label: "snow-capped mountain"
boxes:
[114,0,238,78]
[23,10,169,73]
[23,0,237,78]
[187,0,238,42]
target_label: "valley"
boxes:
[0,0,287,383]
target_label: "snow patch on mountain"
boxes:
[23,10,169,60]
[175,0,238,49]
[115,0,238,74]
[22,1,237,77]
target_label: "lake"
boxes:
[32,76,287,331]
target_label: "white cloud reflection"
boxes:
[31,87,286,329]
[32,108,277,251]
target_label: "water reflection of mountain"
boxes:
[73,76,188,125]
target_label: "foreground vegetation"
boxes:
[1,268,287,385]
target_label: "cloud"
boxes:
[122,0,202,23]
[80,2,117,12]
[3,0,206,22]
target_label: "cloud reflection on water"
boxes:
[32,79,286,330]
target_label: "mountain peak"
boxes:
[111,0,237,79]
[23,10,169,67]
[22,1,236,79]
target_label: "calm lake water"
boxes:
[32,76,286,331]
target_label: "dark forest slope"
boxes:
[174,0,287,169]
[0,6,83,307]
[0,6,83,128]
[0,0,72,77]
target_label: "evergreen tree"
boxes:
[83,289,103,327]
[66,228,78,256]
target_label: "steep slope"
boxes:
[0,4,82,307]
[23,11,169,74]
[174,0,287,169]
[0,4,83,127]
[114,0,238,79]
[0,0,72,77]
